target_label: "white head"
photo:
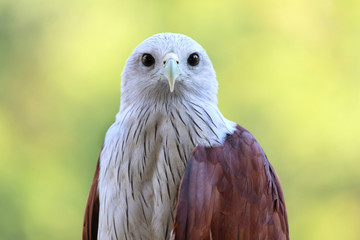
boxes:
[120,33,218,107]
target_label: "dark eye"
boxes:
[187,53,200,66]
[142,53,155,67]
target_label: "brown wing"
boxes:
[82,152,101,240]
[172,125,289,240]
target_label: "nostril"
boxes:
[176,61,179,64]
[163,61,166,65]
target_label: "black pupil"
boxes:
[142,54,155,67]
[188,53,200,66]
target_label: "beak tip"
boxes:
[163,57,179,94]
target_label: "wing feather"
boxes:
[82,151,101,240]
[173,125,289,240]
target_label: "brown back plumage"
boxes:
[83,157,100,240]
[173,125,289,240]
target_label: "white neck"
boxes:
[97,96,235,240]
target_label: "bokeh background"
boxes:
[1,0,360,239]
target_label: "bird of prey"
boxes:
[83,33,289,240]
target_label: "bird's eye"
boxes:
[142,54,155,67]
[187,53,200,66]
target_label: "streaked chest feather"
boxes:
[97,101,234,240]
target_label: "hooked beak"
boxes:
[162,53,180,92]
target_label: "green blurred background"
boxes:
[1,0,359,239]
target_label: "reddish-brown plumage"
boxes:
[83,157,100,240]
[83,126,289,240]
[172,125,289,240]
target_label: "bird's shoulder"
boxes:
[83,147,102,240]
[173,124,289,240]
[190,124,284,205]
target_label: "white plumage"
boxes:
[97,33,235,239]
[83,32,289,240]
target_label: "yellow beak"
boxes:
[162,53,180,92]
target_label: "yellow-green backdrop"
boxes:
[1,0,359,239]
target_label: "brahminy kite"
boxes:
[83,33,289,240]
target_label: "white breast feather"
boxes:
[98,99,235,240]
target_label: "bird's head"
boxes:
[121,33,218,106]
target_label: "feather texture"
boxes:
[172,125,289,240]
[83,155,100,240]
[92,100,234,240]
[83,33,289,240]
